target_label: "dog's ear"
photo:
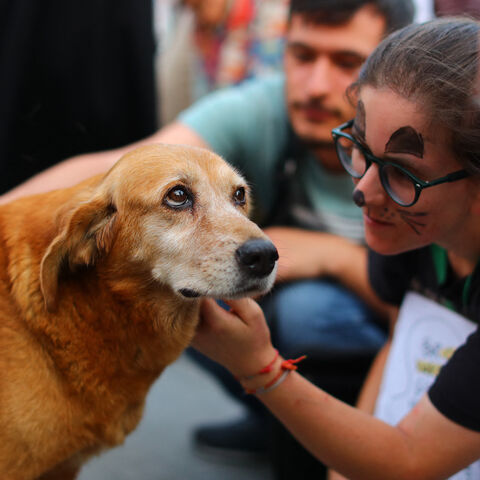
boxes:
[40,197,118,312]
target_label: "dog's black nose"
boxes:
[235,239,279,278]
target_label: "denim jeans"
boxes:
[266,279,387,358]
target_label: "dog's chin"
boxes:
[222,285,269,300]
[177,279,275,300]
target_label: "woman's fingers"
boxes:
[222,297,265,326]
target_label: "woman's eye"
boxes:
[233,187,246,205]
[165,186,192,208]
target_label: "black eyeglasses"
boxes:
[332,120,470,207]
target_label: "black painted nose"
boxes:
[235,239,279,278]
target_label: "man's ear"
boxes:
[40,198,117,312]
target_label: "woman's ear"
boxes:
[40,197,117,312]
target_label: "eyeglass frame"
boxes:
[331,119,470,207]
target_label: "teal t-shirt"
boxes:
[178,73,364,242]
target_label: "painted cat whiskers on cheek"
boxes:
[380,207,396,221]
[396,210,428,235]
[354,192,397,222]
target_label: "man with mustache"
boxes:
[0,0,414,464]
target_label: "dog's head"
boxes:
[40,144,278,311]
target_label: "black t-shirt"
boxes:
[0,0,157,194]
[369,246,480,431]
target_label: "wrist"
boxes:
[231,346,279,380]
[237,351,307,396]
[238,353,283,394]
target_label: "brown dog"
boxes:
[0,144,278,480]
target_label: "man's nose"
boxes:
[306,56,335,97]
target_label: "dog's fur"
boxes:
[0,144,277,480]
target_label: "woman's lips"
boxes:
[364,211,394,227]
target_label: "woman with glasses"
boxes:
[192,17,480,479]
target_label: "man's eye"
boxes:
[288,46,315,63]
[293,52,315,63]
[233,187,246,205]
[164,185,192,209]
[332,54,365,70]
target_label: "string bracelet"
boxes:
[243,354,307,396]
[244,370,290,395]
[234,349,279,381]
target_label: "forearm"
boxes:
[327,338,392,480]
[324,235,394,318]
[249,327,474,479]
[355,339,392,413]
[233,338,410,480]
[0,150,119,204]
[256,371,420,480]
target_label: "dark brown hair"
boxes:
[289,0,414,35]
[349,18,480,173]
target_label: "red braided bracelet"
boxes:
[281,355,307,371]
[243,354,307,395]
[235,349,279,381]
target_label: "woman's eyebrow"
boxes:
[385,126,424,158]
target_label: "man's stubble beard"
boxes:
[296,133,345,172]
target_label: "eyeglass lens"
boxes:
[336,135,417,206]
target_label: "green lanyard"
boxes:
[431,244,473,310]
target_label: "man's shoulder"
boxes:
[240,72,285,93]
[178,73,290,165]
[180,73,285,118]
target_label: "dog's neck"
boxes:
[22,258,201,397]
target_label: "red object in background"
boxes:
[227,0,255,28]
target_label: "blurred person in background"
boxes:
[159,0,288,123]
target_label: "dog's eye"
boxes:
[233,187,246,206]
[164,186,192,209]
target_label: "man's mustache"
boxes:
[292,100,342,118]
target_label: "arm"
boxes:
[0,122,208,204]
[193,298,480,480]
[328,324,394,480]
[264,227,395,318]
[354,311,398,413]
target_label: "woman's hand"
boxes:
[192,297,277,378]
